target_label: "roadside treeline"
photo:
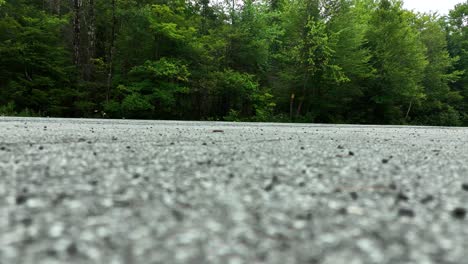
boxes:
[0,0,467,125]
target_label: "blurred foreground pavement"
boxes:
[1,117,468,264]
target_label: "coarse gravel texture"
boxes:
[1,117,468,264]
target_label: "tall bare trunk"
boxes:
[50,0,61,15]
[296,73,308,117]
[226,0,235,25]
[88,0,96,59]
[231,0,235,24]
[106,0,116,102]
[85,0,96,80]
[55,0,61,15]
[73,0,82,72]
[290,93,295,121]
[405,101,413,120]
[200,0,209,34]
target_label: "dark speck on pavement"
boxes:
[462,183,468,191]
[452,208,467,220]
[398,208,415,218]
[1,117,468,264]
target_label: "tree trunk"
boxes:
[50,0,61,15]
[296,99,304,117]
[106,0,116,102]
[289,93,295,121]
[88,0,96,59]
[405,100,413,120]
[228,0,235,25]
[200,0,209,34]
[73,0,82,72]
[85,0,96,80]
[296,73,308,117]
[55,0,61,15]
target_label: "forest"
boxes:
[0,0,467,125]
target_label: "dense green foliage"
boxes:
[0,0,467,125]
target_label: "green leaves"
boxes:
[1,0,467,125]
[201,70,275,121]
[130,58,190,83]
[121,93,154,115]
[113,58,190,118]
[364,0,428,122]
[447,2,468,124]
[148,4,196,42]
[0,0,72,115]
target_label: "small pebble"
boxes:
[21,218,33,226]
[420,195,434,204]
[338,208,348,215]
[452,208,466,219]
[67,243,78,256]
[461,184,468,192]
[265,176,279,192]
[46,249,57,257]
[172,209,184,221]
[16,195,28,205]
[398,208,415,218]
[89,180,98,186]
[396,192,409,202]
[53,193,70,205]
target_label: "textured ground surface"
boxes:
[1,117,468,264]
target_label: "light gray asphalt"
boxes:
[1,117,468,264]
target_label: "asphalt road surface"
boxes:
[1,117,468,264]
